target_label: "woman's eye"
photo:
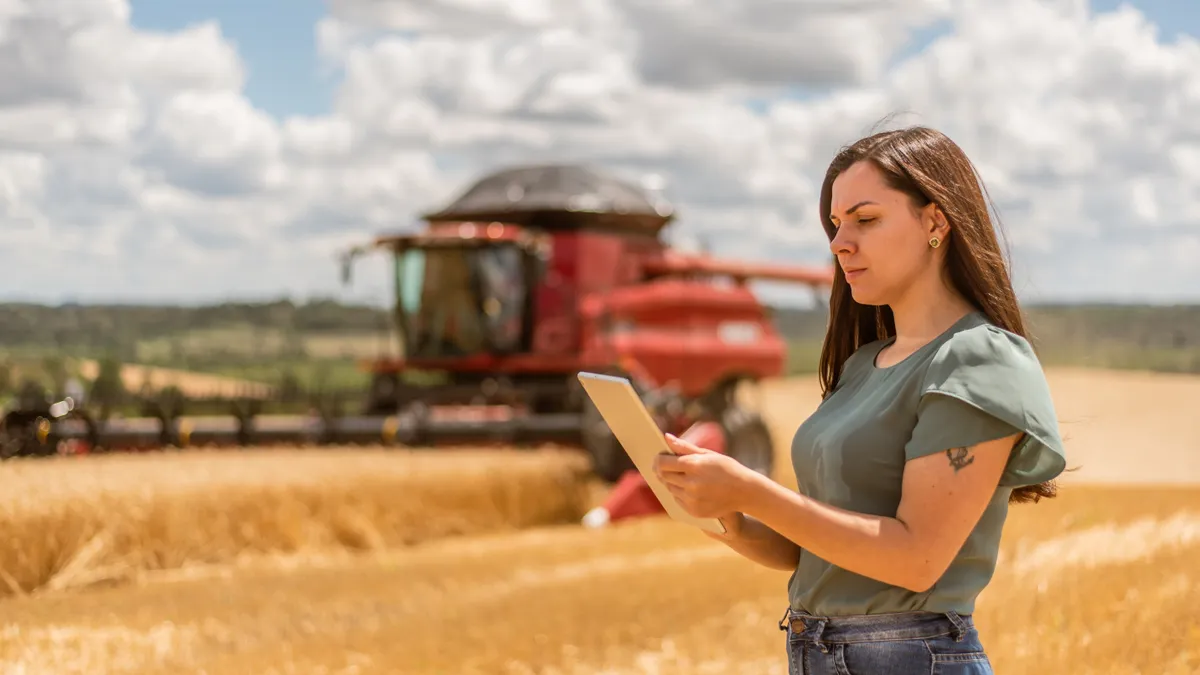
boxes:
[857,216,876,224]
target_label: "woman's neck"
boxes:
[888,275,974,344]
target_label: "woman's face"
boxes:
[827,160,943,307]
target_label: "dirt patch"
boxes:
[74,359,277,400]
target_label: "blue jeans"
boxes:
[779,607,994,674]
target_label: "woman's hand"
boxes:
[653,432,763,521]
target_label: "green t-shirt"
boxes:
[787,310,1067,616]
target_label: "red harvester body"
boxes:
[343,164,834,480]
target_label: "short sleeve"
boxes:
[903,325,1068,488]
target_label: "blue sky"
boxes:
[129,0,335,117]
[1093,0,1199,39]
[129,1,1198,122]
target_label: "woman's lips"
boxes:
[844,267,866,282]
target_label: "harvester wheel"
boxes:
[581,395,635,483]
[720,406,774,479]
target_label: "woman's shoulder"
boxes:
[920,314,1059,438]
[918,314,1067,489]
[924,316,1045,389]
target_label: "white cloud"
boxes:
[616,0,952,90]
[323,0,953,89]
[124,23,245,96]
[141,90,285,196]
[0,0,1198,305]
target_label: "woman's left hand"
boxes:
[653,433,761,519]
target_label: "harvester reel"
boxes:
[720,406,774,479]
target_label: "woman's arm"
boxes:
[736,432,1020,592]
[703,512,802,571]
[656,431,1020,592]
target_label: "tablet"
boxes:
[576,371,727,535]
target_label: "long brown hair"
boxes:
[816,125,1056,505]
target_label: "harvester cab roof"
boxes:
[420,163,676,233]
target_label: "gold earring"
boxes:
[929,236,941,249]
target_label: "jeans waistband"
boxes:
[778,607,973,645]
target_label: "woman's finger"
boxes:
[665,433,709,455]
[654,452,690,475]
[664,479,692,498]
[667,489,694,513]
[659,469,690,488]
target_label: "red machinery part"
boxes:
[580,419,727,528]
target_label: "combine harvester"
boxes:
[1,164,833,506]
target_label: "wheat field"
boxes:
[1,368,1198,674]
[0,447,593,598]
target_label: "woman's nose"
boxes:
[830,230,854,255]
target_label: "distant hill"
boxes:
[772,303,1200,374]
[771,303,1200,346]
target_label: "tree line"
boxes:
[0,298,392,351]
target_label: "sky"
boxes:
[0,0,1198,308]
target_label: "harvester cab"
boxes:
[341,164,835,483]
[372,222,547,361]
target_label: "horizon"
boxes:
[3,296,1200,311]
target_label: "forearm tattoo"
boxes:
[946,447,975,472]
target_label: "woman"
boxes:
[654,126,1068,674]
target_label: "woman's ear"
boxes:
[924,202,949,238]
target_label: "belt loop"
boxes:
[945,611,968,642]
[811,618,829,653]
[778,606,791,632]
